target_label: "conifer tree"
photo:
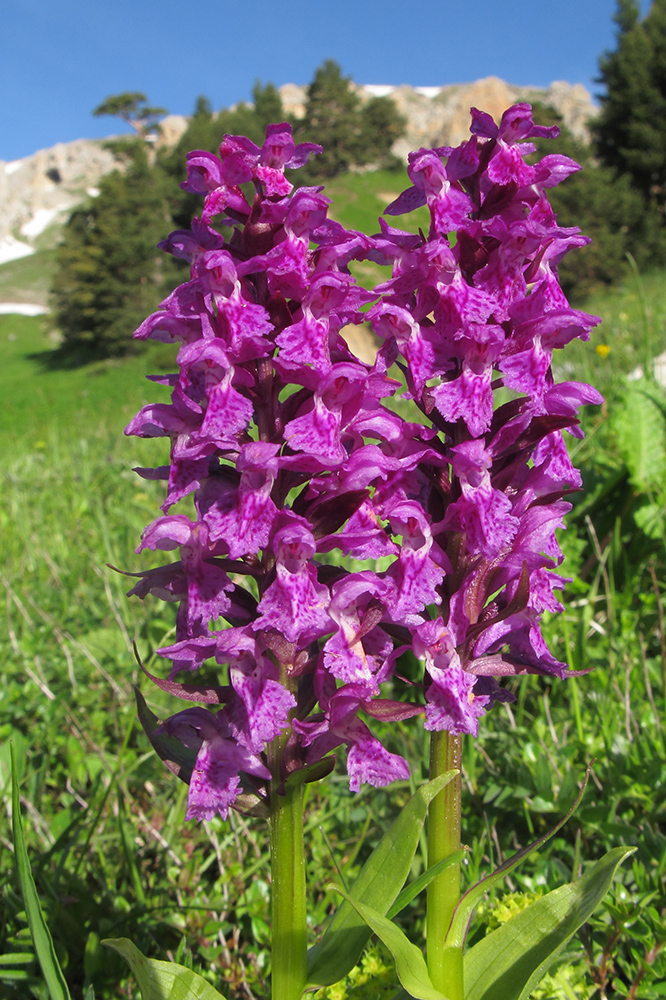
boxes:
[595,0,666,205]
[51,146,180,361]
[530,101,663,298]
[92,92,168,139]
[297,60,405,178]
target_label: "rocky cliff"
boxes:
[280,76,596,158]
[0,139,119,257]
[0,76,595,255]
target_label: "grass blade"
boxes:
[10,742,72,1000]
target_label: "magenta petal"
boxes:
[285,399,344,464]
[431,366,494,436]
[186,739,242,821]
[277,314,331,372]
[230,656,296,752]
[347,737,410,792]
[165,708,270,821]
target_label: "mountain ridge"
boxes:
[0,76,595,257]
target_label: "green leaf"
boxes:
[445,765,591,950]
[463,846,635,1000]
[134,688,197,782]
[330,887,447,1000]
[10,743,72,1000]
[387,851,466,919]
[613,381,666,494]
[634,501,666,539]
[284,756,336,789]
[102,938,227,1000]
[306,771,457,989]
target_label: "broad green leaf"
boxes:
[613,380,666,493]
[387,851,466,919]
[445,765,591,950]
[331,887,447,1000]
[306,771,457,989]
[10,743,72,1000]
[102,938,227,1000]
[634,501,666,539]
[464,846,635,1000]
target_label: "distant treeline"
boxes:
[50,61,406,361]
[51,2,666,360]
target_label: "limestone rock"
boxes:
[276,77,595,161]
[156,115,189,149]
[0,76,597,259]
[0,138,119,244]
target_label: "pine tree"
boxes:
[51,146,181,361]
[297,60,405,178]
[529,101,664,299]
[595,0,666,204]
[299,60,366,177]
[251,80,283,126]
[92,92,168,139]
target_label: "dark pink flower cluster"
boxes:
[365,104,603,735]
[126,108,600,821]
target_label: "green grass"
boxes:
[554,262,666,404]
[0,313,176,443]
[2,204,666,997]
[0,250,57,306]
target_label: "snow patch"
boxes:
[20,208,60,238]
[364,85,396,98]
[362,84,443,99]
[0,237,36,265]
[0,303,48,316]
[5,159,24,175]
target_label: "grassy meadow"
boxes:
[2,170,666,999]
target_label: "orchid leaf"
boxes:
[10,743,72,1000]
[445,765,591,950]
[329,887,447,1000]
[463,846,635,1000]
[284,756,336,790]
[387,850,466,919]
[102,938,227,1000]
[306,771,457,989]
[134,688,197,782]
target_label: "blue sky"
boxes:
[2,0,651,162]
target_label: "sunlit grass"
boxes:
[1,230,665,994]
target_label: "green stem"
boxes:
[427,730,463,1000]
[269,735,307,1000]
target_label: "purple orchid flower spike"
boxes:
[365,102,601,728]
[125,109,600,825]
